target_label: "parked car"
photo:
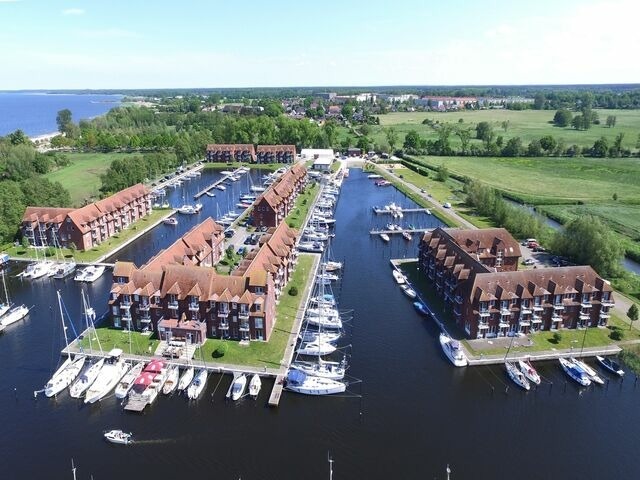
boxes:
[224,228,236,238]
[443,202,452,209]
[524,258,536,266]
[533,246,546,252]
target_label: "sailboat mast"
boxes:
[1,270,9,305]
[57,290,71,360]
[82,290,93,352]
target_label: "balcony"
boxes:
[553,304,565,311]
[138,303,150,312]
[521,307,532,315]
[239,323,250,332]
[500,307,511,315]
[499,319,510,328]
[140,316,151,324]
[238,312,250,320]
[218,310,229,318]
[581,302,592,309]
[599,311,611,319]
[478,322,489,330]
[188,303,199,312]
[532,315,542,324]
[478,311,490,318]
[533,305,544,312]
[579,312,590,320]
[601,300,615,308]
[168,301,179,310]
[122,311,132,320]
[519,319,531,326]
[551,314,562,322]
[218,322,229,330]
[120,301,131,310]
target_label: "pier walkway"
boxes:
[372,207,432,214]
[193,167,246,199]
[370,228,433,235]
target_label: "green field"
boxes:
[285,182,320,229]
[45,152,135,206]
[366,109,640,151]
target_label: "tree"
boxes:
[527,139,543,156]
[359,124,371,136]
[8,129,30,146]
[610,133,625,157]
[539,135,557,154]
[606,115,617,128]
[475,121,493,141]
[403,130,421,151]
[456,128,471,154]
[341,104,354,121]
[550,215,623,277]
[553,109,573,127]
[501,120,510,132]
[56,109,73,134]
[591,137,609,157]
[435,164,449,182]
[571,114,585,130]
[501,137,522,157]
[385,127,398,152]
[628,304,639,330]
[533,93,546,110]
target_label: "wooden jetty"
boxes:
[372,207,432,214]
[370,228,432,235]
[123,394,148,412]
[193,167,246,199]
[268,374,285,407]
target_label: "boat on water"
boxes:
[187,369,208,400]
[229,374,247,401]
[317,272,339,283]
[505,361,531,391]
[380,233,390,242]
[413,301,429,316]
[104,430,133,445]
[290,359,346,381]
[0,304,30,328]
[596,355,625,376]
[402,231,413,241]
[177,203,203,214]
[321,261,342,272]
[298,241,324,253]
[305,314,343,330]
[162,364,180,395]
[126,360,167,409]
[52,260,76,279]
[392,269,405,284]
[571,357,605,385]
[368,174,382,179]
[426,209,432,215]
[299,330,342,344]
[439,332,468,367]
[285,369,346,395]
[84,349,129,404]
[115,361,145,399]
[309,294,337,307]
[297,340,337,356]
[400,283,417,299]
[518,359,541,385]
[205,191,216,197]
[69,357,105,398]
[177,365,195,391]
[559,357,591,386]
[249,374,261,399]
[220,170,233,175]
[216,184,226,191]
[163,217,178,225]
[250,185,266,193]
[305,306,340,319]
[74,265,105,283]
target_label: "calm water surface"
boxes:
[1,169,639,479]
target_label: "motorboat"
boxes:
[177,203,202,215]
[250,185,266,192]
[439,332,468,367]
[305,314,343,330]
[375,180,391,186]
[24,261,53,280]
[229,374,247,401]
[84,349,130,404]
[187,369,208,399]
[45,355,86,397]
[518,359,542,385]
[596,355,625,376]
[249,374,261,399]
[298,241,324,253]
[127,360,167,408]
[285,369,346,395]
[290,359,346,381]
[299,330,342,344]
[380,233,390,242]
[571,357,605,385]
[368,174,382,179]
[296,340,337,356]
[505,361,531,391]
[216,184,226,191]
[69,357,105,398]
[236,202,253,209]
[52,260,76,279]
[392,269,405,284]
[400,284,417,299]
[426,209,432,215]
[304,231,330,242]
[317,272,339,283]
[305,306,340,319]
[220,170,233,175]
[205,191,216,197]
[559,357,591,386]
[115,361,145,399]
[104,430,133,445]
[0,304,30,327]
[177,365,195,391]
[75,265,105,283]
[162,364,180,395]
[309,294,336,307]
[402,231,413,241]
[163,217,178,225]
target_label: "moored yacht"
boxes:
[290,358,346,381]
[505,361,531,391]
[177,365,195,391]
[187,368,208,399]
[571,357,605,385]
[296,340,337,356]
[162,364,180,395]
[285,369,346,395]
[559,357,591,386]
[115,361,145,399]
[85,349,130,404]
[518,359,541,385]
[69,357,105,398]
[439,332,468,367]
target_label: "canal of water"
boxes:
[2,168,639,479]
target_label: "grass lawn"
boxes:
[373,109,640,152]
[45,152,136,206]
[77,327,161,356]
[7,208,172,263]
[285,182,321,229]
[199,254,315,367]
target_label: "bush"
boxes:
[610,329,624,341]
[212,345,227,358]
[288,286,299,296]
[552,332,562,344]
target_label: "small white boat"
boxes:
[505,361,531,391]
[52,260,76,279]
[392,269,405,284]
[298,241,324,253]
[216,184,226,191]
[571,357,605,385]
[0,304,30,327]
[402,231,413,241]
[75,265,105,283]
[220,170,233,175]
[380,233,390,242]
[317,272,339,283]
[45,356,86,397]
[297,340,337,356]
[187,369,208,400]
[249,374,261,399]
[518,359,541,385]
[229,374,247,401]
[285,369,346,395]
[426,209,432,215]
[104,430,133,445]
[162,365,180,395]
[299,330,341,344]
[309,294,336,307]
[115,361,145,399]
[177,365,195,391]
[368,174,382,179]
[163,217,178,225]
[205,191,216,197]
[439,333,468,367]
[177,204,199,215]
[290,359,346,380]
[84,350,129,404]
[69,358,105,398]
[596,355,624,376]
[400,284,417,299]
[305,314,343,330]
[250,185,266,192]
[559,357,591,386]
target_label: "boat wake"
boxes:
[131,438,177,445]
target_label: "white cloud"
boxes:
[63,8,85,16]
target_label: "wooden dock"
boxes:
[123,394,148,412]
[268,374,285,407]
[370,228,432,235]
[193,167,246,199]
[373,207,432,214]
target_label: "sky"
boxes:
[0,0,638,89]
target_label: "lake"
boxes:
[1,168,639,479]
[0,92,122,137]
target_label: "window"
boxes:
[554,294,562,305]
[501,300,509,310]
[255,318,263,329]
[255,304,262,312]
[582,293,590,303]
[534,296,541,306]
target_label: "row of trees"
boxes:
[99,152,178,195]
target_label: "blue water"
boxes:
[0,92,122,137]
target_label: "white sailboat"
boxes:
[296,339,337,356]
[249,374,261,399]
[187,368,208,400]
[505,361,531,391]
[44,291,86,397]
[70,291,105,398]
[518,359,542,385]
[570,357,605,385]
[115,361,145,399]
[285,369,346,395]
[162,364,180,395]
[291,358,346,381]
[228,373,247,401]
[84,349,129,404]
